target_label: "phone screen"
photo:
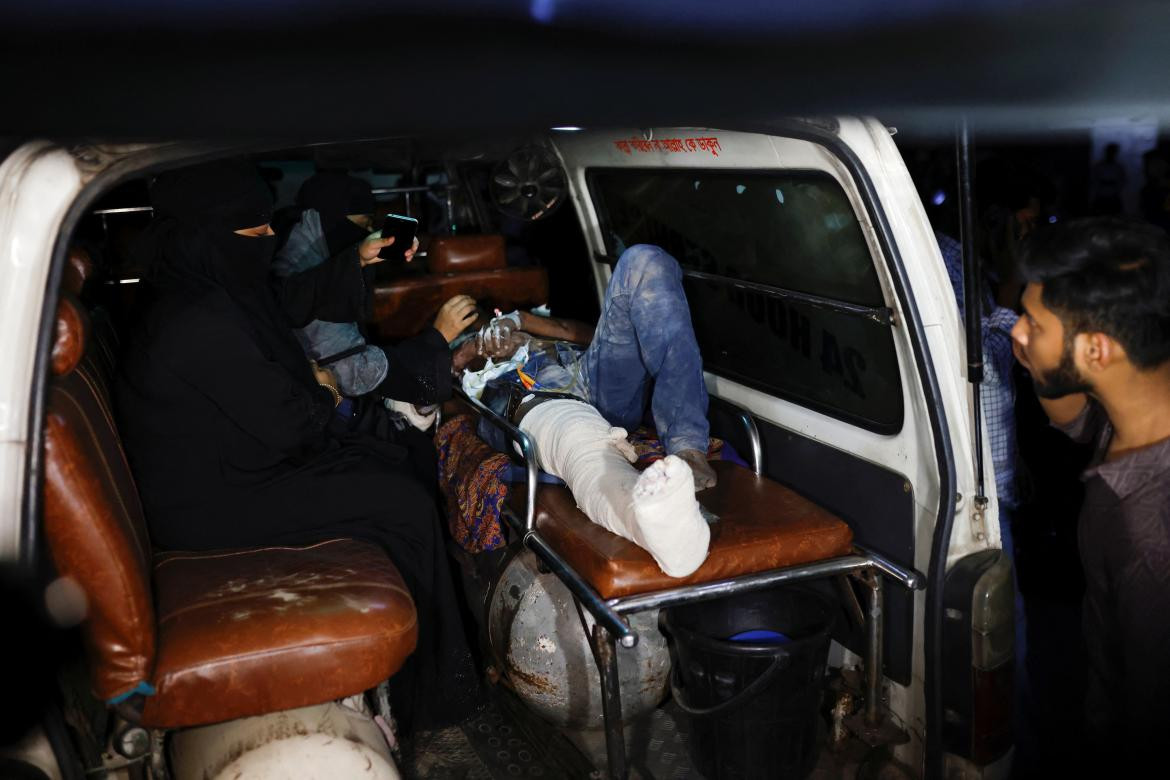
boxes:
[377,214,419,263]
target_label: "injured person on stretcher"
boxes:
[455,244,715,577]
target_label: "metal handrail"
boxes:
[681,269,895,326]
[88,183,457,217]
[607,546,925,616]
[91,206,153,216]
[708,395,763,476]
[459,388,637,645]
[371,183,458,196]
[608,554,873,615]
[852,542,925,590]
[455,387,538,531]
[591,252,894,326]
[500,507,637,647]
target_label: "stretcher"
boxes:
[456,387,925,779]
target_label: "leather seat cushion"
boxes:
[141,539,418,728]
[427,235,506,273]
[510,461,854,600]
[371,267,547,341]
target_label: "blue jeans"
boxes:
[580,244,709,454]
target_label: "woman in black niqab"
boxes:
[140,161,328,381]
[298,168,378,257]
[116,160,480,734]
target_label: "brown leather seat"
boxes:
[43,294,418,728]
[509,460,854,600]
[371,235,548,341]
[143,539,415,727]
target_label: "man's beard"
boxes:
[1033,338,1092,399]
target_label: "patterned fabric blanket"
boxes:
[436,416,511,554]
[436,414,729,554]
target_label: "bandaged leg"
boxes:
[519,399,710,577]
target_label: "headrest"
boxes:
[52,294,89,377]
[62,247,94,297]
[428,235,506,274]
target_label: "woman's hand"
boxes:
[434,295,479,343]
[358,234,420,267]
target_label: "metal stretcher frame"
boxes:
[457,388,924,779]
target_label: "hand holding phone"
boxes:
[377,214,420,264]
[357,215,419,267]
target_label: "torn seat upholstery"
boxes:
[42,293,418,728]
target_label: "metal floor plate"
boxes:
[405,695,573,779]
[461,702,555,778]
[627,704,700,779]
[405,722,492,779]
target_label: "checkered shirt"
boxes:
[937,232,1020,509]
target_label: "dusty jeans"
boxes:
[580,244,709,455]
[480,244,709,456]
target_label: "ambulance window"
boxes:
[589,168,903,433]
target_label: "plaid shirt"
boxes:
[937,232,1019,509]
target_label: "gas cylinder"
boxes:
[487,549,670,729]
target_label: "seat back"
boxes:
[42,293,156,703]
[62,246,95,299]
[62,246,121,391]
[371,234,548,341]
[428,234,508,273]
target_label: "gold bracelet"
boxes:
[319,381,342,407]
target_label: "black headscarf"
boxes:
[135,159,315,386]
[297,171,376,257]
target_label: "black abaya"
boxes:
[116,161,479,731]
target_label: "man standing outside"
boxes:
[1011,217,1170,767]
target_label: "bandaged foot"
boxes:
[674,448,717,490]
[630,456,711,576]
[520,399,709,577]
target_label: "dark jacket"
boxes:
[117,248,384,546]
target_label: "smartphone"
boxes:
[377,214,419,264]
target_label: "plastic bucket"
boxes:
[660,587,836,779]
